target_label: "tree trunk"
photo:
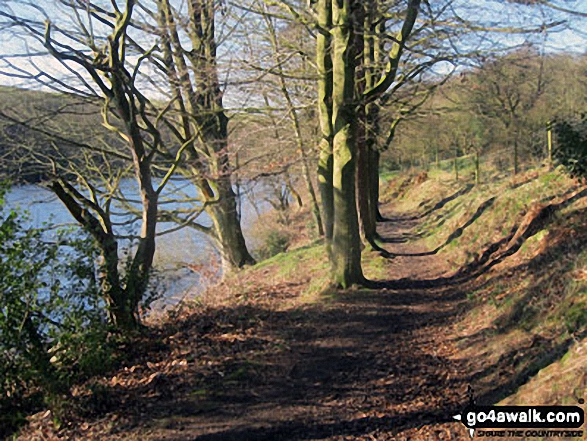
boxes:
[317,0,334,253]
[124,192,157,321]
[185,0,255,270]
[357,143,378,246]
[370,152,383,221]
[331,0,364,287]
[209,176,255,271]
[364,0,385,226]
[370,149,385,222]
[362,0,420,223]
[50,180,139,329]
[204,119,255,271]
[355,1,373,247]
[356,0,382,247]
[123,119,158,323]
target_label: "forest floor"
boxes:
[17,169,587,441]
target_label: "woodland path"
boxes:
[96,205,474,441]
[20,182,587,441]
[27,203,482,441]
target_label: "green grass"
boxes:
[301,276,331,302]
[242,240,332,304]
[253,242,323,272]
[387,164,586,335]
[379,169,401,182]
[362,249,389,280]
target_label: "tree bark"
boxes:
[371,150,385,221]
[330,0,364,287]
[317,0,335,253]
[122,112,158,324]
[357,0,380,246]
[362,0,421,222]
[160,0,254,271]
[203,123,255,270]
[210,174,256,271]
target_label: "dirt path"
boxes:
[18,177,587,441]
[83,208,472,441]
[24,207,477,441]
[376,211,450,280]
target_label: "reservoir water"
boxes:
[5,179,268,310]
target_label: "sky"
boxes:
[0,0,585,98]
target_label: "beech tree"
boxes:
[357,0,432,251]
[314,0,421,287]
[0,0,257,326]
[154,0,255,270]
[42,0,161,329]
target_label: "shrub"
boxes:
[0,186,114,436]
[256,230,291,260]
[553,115,587,179]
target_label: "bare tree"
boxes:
[154,0,255,270]
[257,2,324,236]
[312,0,421,286]
[0,0,255,326]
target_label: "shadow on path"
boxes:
[68,185,587,441]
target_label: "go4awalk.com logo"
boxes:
[453,405,585,438]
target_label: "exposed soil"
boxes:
[18,195,580,441]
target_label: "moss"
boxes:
[563,300,587,334]
[559,347,574,365]
[362,250,389,280]
[189,388,209,397]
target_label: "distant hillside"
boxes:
[0,87,125,183]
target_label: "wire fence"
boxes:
[385,141,552,184]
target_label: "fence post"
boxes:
[475,149,480,185]
[546,120,553,168]
[454,144,459,181]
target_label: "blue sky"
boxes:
[0,0,585,95]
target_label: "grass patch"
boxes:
[254,242,323,273]
[362,249,389,280]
